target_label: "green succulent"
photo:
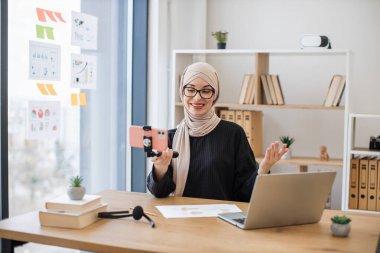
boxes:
[211,31,228,43]
[279,136,295,148]
[70,175,83,187]
[331,215,351,224]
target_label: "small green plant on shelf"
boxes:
[331,215,351,224]
[211,30,228,43]
[279,136,295,148]
[70,175,83,187]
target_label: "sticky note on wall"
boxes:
[37,83,57,95]
[71,93,87,106]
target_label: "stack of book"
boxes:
[238,74,256,104]
[39,194,108,229]
[238,74,285,105]
[323,74,346,107]
[260,74,284,105]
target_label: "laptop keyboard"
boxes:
[233,218,245,224]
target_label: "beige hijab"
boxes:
[172,62,221,196]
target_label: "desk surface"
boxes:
[0,190,379,253]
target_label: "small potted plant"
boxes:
[331,215,351,237]
[279,136,295,159]
[67,175,86,200]
[211,30,228,49]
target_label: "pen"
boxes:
[130,207,158,217]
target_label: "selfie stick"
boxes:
[142,126,179,158]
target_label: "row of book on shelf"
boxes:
[323,74,346,107]
[349,156,380,212]
[238,73,346,107]
[39,194,107,229]
[219,109,263,156]
[238,74,284,105]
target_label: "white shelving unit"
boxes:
[343,113,380,213]
[171,49,350,209]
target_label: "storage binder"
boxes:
[348,158,359,209]
[367,159,378,211]
[226,110,235,123]
[235,110,244,128]
[220,110,228,120]
[243,111,263,157]
[358,158,369,210]
[377,160,380,211]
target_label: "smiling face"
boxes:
[182,78,215,117]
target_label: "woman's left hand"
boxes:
[258,142,288,174]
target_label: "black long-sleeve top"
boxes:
[147,120,259,202]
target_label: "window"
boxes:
[7,0,131,217]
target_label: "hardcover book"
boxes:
[39,203,107,229]
[45,194,102,212]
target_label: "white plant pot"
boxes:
[281,148,292,160]
[67,186,86,200]
[331,223,351,237]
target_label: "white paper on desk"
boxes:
[155,204,242,218]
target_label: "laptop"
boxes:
[218,171,336,229]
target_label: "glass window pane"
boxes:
[8,0,129,218]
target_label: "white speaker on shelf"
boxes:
[300,34,331,49]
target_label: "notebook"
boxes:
[218,171,336,229]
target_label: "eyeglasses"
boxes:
[183,87,215,99]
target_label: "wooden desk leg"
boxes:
[299,165,308,172]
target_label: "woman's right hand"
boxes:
[151,148,173,181]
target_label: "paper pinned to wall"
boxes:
[29,41,61,80]
[71,54,97,89]
[26,101,60,140]
[71,11,98,50]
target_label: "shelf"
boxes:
[349,113,380,119]
[173,49,349,55]
[256,156,343,167]
[175,102,345,111]
[345,209,380,215]
[349,148,380,156]
[173,49,349,210]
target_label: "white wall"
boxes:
[206,0,380,114]
[148,0,380,209]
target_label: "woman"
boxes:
[147,62,287,202]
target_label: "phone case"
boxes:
[129,126,168,152]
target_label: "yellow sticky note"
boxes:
[79,93,87,106]
[37,83,48,95]
[71,94,78,105]
[45,84,57,95]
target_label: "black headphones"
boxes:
[98,205,155,228]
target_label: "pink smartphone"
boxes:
[129,125,168,152]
